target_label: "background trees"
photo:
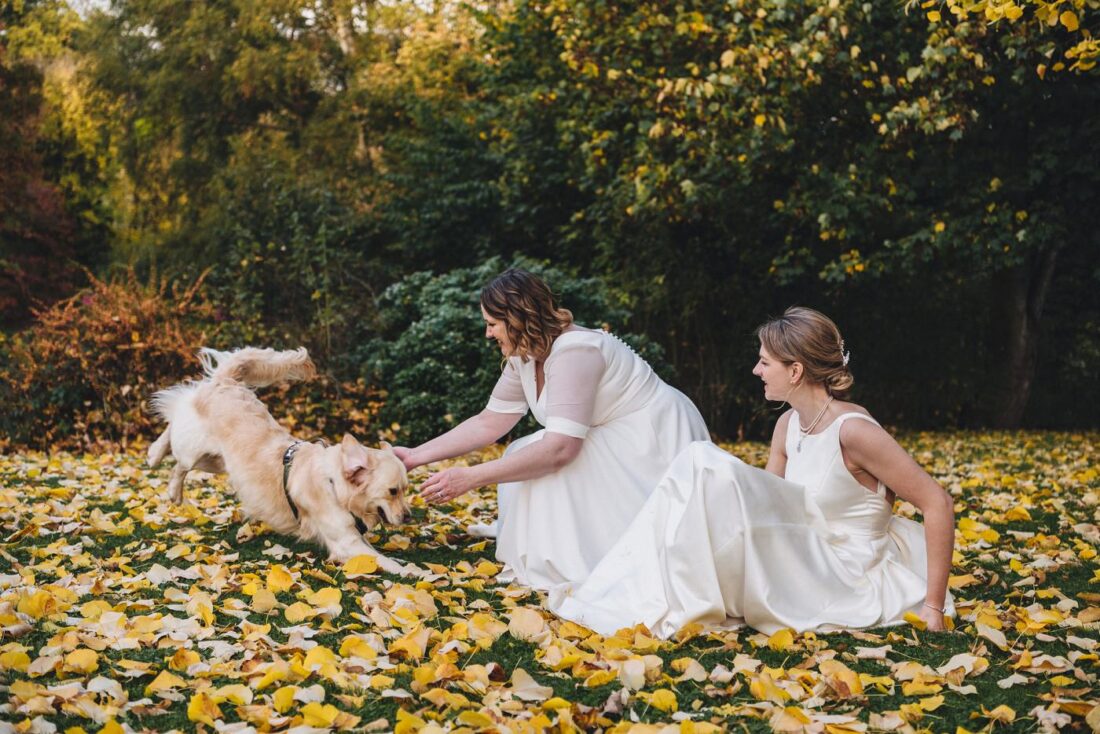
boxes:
[2,0,1097,442]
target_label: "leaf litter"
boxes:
[0,431,1097,732]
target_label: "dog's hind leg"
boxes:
[148,428,172,468]
[166,462,190,504]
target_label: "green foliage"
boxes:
[361,257,669,444]
[3,0,1098,443]
[183,139,376,360]
[0,271,215,450]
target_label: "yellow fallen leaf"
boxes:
[370,674,395,689]
[63,649,98,675]
[144,670,187,696]
[457,710,496,728]
[267,565,295,593]
[982,704,1016,723]
[251,589,278,613]
[0,650,30,672]
[284,601,315,623]
[919,694,944,711]
[394,709,427,734]
[508,607,548,642]
[339,635,377,659]
[473,560,501,577]
[308,585,341,605]
[272,685,299,714]
[904,611,927,630]
[820,659,864,697]
[584,669,618,687]
[211,684,253,705]
[750,672,791,703]
[646,688,678,713]
[169,648,200,671]
[301,702,341,727]
[187,691,222,726]
[542,697,573,711]
[768,628,796,651]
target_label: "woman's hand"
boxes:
[917,605,947,632]
[420,467,477,504]
[392,446,419,472]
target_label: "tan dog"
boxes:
[147,347,418,575]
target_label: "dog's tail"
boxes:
[198,347,316,388]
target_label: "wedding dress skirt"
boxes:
[549,414,952,637]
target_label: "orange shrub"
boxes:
[0,270,386,452]
[0,271,215,450]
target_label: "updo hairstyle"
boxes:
[755,306,853,399]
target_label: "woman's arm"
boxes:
[419,432,583,503]
[394,409,525,471]
[765,410,792,476]
[840,419,955,631]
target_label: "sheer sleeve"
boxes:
[486,359,529,415]
[543,344,605,438]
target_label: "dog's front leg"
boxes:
[314,514,422,577]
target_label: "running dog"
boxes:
[147,347,417,575]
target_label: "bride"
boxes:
[393,268,709,590]
[549,307,955,636]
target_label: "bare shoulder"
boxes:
[837,403,893,449]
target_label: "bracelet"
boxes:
[923,601,946,614]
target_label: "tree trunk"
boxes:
[991,244,1060,427]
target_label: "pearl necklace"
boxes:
[797,395,834,453]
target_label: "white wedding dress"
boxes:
[485,327,709,590]
[548,412,953,636]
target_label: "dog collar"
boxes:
[281,439,369,536]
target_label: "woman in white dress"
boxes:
[549,307,955,635]
[393,269,710,590]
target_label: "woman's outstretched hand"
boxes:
[420,467,476,504]
[392,446,419,472]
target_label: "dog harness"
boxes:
[281,439,369,536]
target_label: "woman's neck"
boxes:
[788,384,834,429]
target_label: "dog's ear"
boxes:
[341,434,376,483]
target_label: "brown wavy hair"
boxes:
[480,269,574,361]
[755,306,853,399]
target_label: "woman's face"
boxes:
[482,305,513,356]
[752,344,796,402]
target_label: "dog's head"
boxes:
[338,434,411,528]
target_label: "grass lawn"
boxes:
[1,431,1097,733]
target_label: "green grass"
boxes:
[1,431,1098,732]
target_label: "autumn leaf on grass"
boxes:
[508,668,554,702]
[267,564,296,593]
[637,688,678,713]
[768,627,796,651]
[344,554,379,577]
[187,691,222,726]
[62,648,98,676]
[750,672,792,703]
[144,670,187,697]
[820,659,864,698]
[305,586,342,617]
[508,607,550,644]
